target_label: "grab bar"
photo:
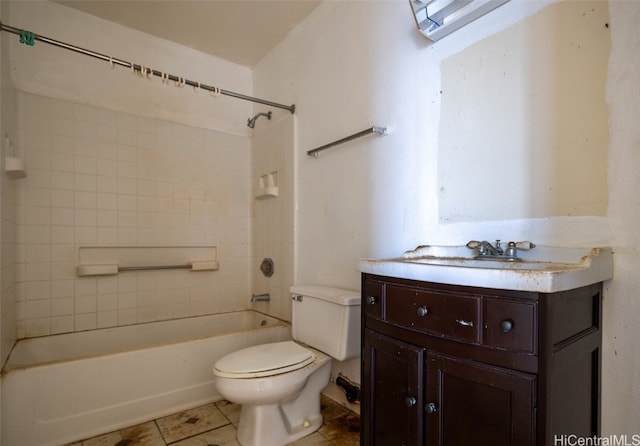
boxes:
[307,126,388,158]
[76,261,219,277]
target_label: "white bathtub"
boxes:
[1,311,291,446]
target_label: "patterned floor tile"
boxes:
[319,395,351,423]
[287,432,333,446]
[65,398,359,446]
[318,411,360,446]
[155,403,229,444]
[169,424,240,446]
[214,399,241,427]
[82,422,165,446]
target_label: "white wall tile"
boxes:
[51,296,74,316]
[74,227,97,244]
[96,227,119,244]
[74,191,97,209]
[15,93,252,336]
[75,313,96,331]
[51,171,75,190]
[25,317,50,337]
[51,116,74,137]
[50,315,74,334]
[51,280,74,298]
[75,295,97,313]
[51,208,74,227]
[51,226,74,244]
[75,278,97,297]
[51,262,75,280]
[97,159,117,176]
[26,299,51,319]
[51,135,74,154]
[50,190,74,208]
[97,310,117,328]
[25,281,50,301]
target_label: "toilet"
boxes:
[213,285,361,446]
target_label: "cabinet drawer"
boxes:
[363,280,384,320]
[484,298,537,353]
[385,285,480,343]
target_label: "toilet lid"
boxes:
[213,341,316,378]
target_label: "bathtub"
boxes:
[1,311,291,446]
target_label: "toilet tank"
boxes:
[290,285,361,361]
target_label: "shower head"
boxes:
[247,111,272,128]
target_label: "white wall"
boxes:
[255,0,640,435]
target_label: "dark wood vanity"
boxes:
[360,273,603,446]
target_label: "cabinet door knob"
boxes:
[366,296,376,305]
[425,402,437,414]
[500,319,514,333]
[405,397,417,408]
[417,306,429,317]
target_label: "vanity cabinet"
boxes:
[361,274,602,446]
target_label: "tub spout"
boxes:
[251,293,270,302]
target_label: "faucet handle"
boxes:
[514,241,536,250]
[466,240,481,249]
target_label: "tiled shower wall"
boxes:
[251,116,295,322]
[1,14,18,363]
[15,91,252,338]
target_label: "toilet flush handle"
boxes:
[292,295,303,302]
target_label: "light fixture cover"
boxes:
[410,0,510,41]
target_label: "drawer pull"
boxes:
[366,296,377,305]
[405,396,417,408]
[417,306,429,317]
[425,402,437,414]
[500,319,514,333]
[456,319,474,327]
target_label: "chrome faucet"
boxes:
[251,293,270,302]
[468,240,503,256]
[466,240,535,261]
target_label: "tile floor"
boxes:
[65,395,360,446]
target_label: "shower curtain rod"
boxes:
[0,21,296,114]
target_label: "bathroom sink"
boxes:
[356,245,613,293]
[402,257,579,271]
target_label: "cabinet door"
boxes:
[363,329,425,446]
[425,351,536,446]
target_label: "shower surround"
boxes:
[14,91,253,338]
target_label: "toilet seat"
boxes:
[214,341,315,378]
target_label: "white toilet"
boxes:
[213,285,361,446]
